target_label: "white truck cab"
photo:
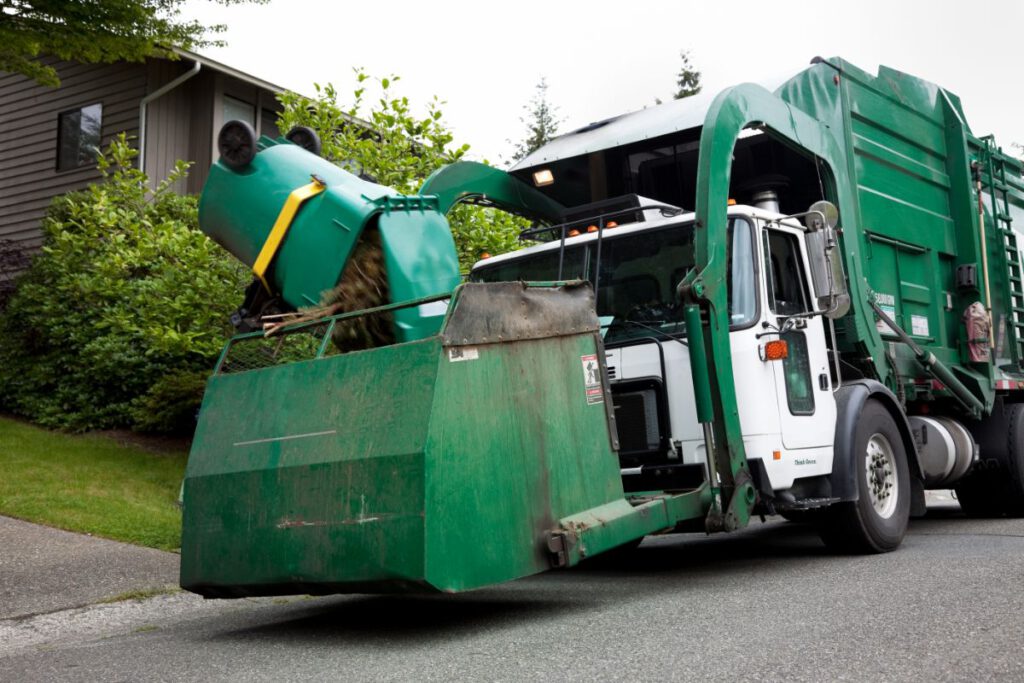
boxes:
[472,199,837,498]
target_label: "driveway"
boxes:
[0,516,178,619]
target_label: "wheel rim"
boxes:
[865,433,898,519]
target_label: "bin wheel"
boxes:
[217,120,258,169]
[819,400,910,553]
[285,126,322,157]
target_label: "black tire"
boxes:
[285,125,322,156]
[217,120,258,169]
[957,401,1024,517]
[819,400,910,553]
[954,472,1006,517]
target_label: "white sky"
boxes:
[183,0,1024,163]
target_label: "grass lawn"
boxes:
[0,416,188,551]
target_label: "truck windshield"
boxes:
[472,218,756,341]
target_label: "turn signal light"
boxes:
[762,339,789,361]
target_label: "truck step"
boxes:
[775,496,840,511]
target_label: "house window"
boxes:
[57,103,103,171]
[223,95,255,128]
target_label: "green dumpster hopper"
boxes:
[180,282,702,595]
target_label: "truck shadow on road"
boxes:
[214,506,1010,646]
[213,594,582,645]
[577,519,828,575]
[214,522,830,645]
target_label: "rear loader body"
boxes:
[182,57,1024,597]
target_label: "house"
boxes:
[0,48,287,252]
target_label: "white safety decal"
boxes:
[581,354,604,405]
[911,314,930,337]
[448,347,479,362]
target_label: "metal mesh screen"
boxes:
[218,323,329,374]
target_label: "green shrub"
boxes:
[0,134,248,432]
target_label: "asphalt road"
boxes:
[2,498,1023,682]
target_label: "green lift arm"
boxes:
[687,82,856,531]
[420,160,565,221]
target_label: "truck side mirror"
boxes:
[803,201,850,319]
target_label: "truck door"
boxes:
[762,225,836,450]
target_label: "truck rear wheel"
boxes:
[956,402,1024,517]
[820,400,910,553]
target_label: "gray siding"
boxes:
[0,57,146,247]
[142,59,196,194]
[186,71,217,196]
[141,62,238,195]
[0,55,283,251]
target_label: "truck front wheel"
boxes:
[820,400,910,553]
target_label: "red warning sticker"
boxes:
[581,354,604,405]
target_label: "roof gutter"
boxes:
[139,59,201,173]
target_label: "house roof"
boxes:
[171,47,286,94]
[169,47,376,133]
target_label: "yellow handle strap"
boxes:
[252,179,327,292]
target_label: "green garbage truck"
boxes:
[181,57,1024,597]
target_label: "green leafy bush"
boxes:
[0,135,248,432]
[277,72,531,270]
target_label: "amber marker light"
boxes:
[568,229,581,237]
[480,252,491,259]
[533,169,554,187]
[586,225,599,233]
[606,221,618,228]
[773,450,782,461]
[762,339,789,361]
[727,198,737,206]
